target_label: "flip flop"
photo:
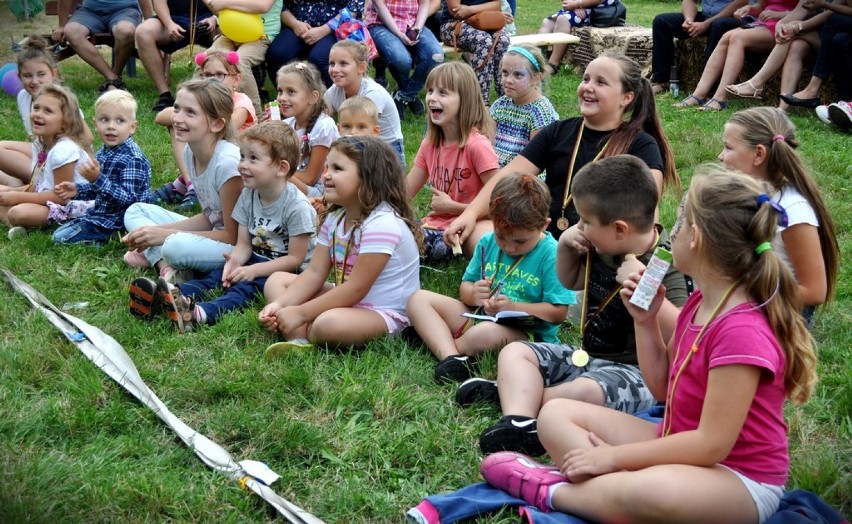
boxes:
[725,80,764,99]
[699,97,728,111]
[675,94,706,108]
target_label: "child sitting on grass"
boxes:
[128,121,316,333]
[462,155,689,457]
[407,173,576,384]
[53,90,151,245]
[336,96,382,138]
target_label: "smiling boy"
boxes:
[53,90,151,245]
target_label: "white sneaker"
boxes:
[828,101,852,131]
[815,105,832,125]
[7,226,27,239]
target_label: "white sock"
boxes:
[546,482,568,510]
[289,338,310,345]
[193,305,207,324]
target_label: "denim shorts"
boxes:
[68,5,142,33]
[52,218,115,245]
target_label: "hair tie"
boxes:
[755,193,789,227]
[507,46,541,72]
[226,51,240,65]
[771,134,785,143]
[194,52,207,66]
[755,241,772,255]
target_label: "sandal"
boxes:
[651,82,667,95]
[699,97,728,111]
[96,77,127,94]
[544,62,560,76]
[675,94,707,108]
[725,80,764,99]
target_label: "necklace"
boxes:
[661,280,741,437]
[556,121,611,231]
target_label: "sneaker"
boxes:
[434,354,476,383]
[152,91,175,112]
[157,277,194,333]
[159,265,193,285]
[7,226,28,239]
[375,72,388,89]
[149,182,183,205]
[479,415,547,456]
[176,188,199,212]
[392,92,406,120]
[815,105,832,125]
[479,451,567,512]
[265,340,315,360]
[828,101,852,131]
[456,377,500,407]
[129,277,162,320]
[407,97,425,115]
[123,250,150,268]
[399,325,424,348]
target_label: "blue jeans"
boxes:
[178,254,268,325]
[369,24,443,102]
[265,28,337,86]
[52,218,114,245]
[123,203,233,272]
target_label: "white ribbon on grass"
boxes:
[2,269,324,524]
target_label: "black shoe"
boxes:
[434,354,476,383]
[392,91,406,120]
[176,188,199,212]
[97,77,127,94]
[149,182,182,205]
[407,97,425,115]
[152,91,175,112]
[400,325,424,348]
[780,93,821,109]
[129,277,162,320]
[479,415,546,456]
[375,72,388,89]
[456,377,499,407]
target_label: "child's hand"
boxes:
[428,186,456,215]
[122,226,170,250]
[309,196,326,214]
[615,253,646,285]
[275,305,308,334]
[224,265,255,287]
[619,268,666,324]
[258,302,282,332]
[78,157,101,183]
[483,293,511,315]
[561,432,616,482]
[54,181,78,200]
[559,224,592,254]
[473,278,493,305]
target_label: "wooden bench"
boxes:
[564,25,653,74]
[43,0,137,77]
[441,32,580,56]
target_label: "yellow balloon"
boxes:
[218,9,264,44]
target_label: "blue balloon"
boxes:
[0,63,16,81]
[2,69,23,97]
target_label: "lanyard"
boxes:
[557,122,611,231]
[330,212,358,286]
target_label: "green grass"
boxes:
[0,2,850,522]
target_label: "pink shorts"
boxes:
[356,306,409,335]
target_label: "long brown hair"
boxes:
[35,84,92,156]
[276,61,330,162]
[176,78,236,142]
[727,107,838,303]
[424,62,495,147]
[686,165,817,404]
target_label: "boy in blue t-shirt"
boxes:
[128,121,317,333]
[407,172,576,383]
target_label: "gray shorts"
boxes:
[526,342,656,414]
[68,5,142,33]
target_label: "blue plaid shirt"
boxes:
[75,137,151,232]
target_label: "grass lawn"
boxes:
[0,1,849,522]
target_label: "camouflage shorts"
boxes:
[526,342,656,414]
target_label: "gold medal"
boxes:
[557,216,570,231]
[571,348,589,367]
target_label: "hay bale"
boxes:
[564,25,653,75]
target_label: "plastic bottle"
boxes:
[669,65,680,98]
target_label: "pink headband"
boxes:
[771,134,785,142]
[194,51,240,66]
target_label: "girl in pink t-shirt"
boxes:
[480,166,818,524]
[152,51,257,210]
[405,62,499,260]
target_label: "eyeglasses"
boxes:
[200,72,232,81]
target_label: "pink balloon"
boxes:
[2,69,23,97]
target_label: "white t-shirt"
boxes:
[324,76,404,144]
[283,113,339,173]
[18,89,32,137]
[772,183,818,281]
[182,139,241,230]
[318,202,420,314]
[231,183,317,272]
[31,137,88,193]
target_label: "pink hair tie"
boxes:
[772,134,785,142]
[194,52,207,66]
[226,51,240,65]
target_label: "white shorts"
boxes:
[722,465,784,523]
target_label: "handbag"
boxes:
[328,7,379,60]
[465,10,506,32]
[589,1,627,28]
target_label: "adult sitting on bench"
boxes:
[136,0,217,112]
[51,0,154,93]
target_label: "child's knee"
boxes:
[498,341,538,368]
